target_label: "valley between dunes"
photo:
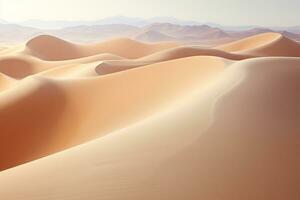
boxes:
[0,32,299,200]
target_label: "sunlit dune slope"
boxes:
[218,32,300,56]
[0,56,225,171]
[0,57,299,200]
[0,53,125,80]
[0,73,15,91]
[154,57,300,200]
[137,46,251,62]
[25,35,178,60]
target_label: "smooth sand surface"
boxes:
[0,56,225,171]
[0,33,299,200]
[0,73,15,91]
[25,35,178,60]
[217,32,300,56]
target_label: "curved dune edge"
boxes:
[217,32,300,56]
[0,33,298,80]
[217,32,282,52]
[0,57,299,200]
[25,35,179,61]
[0,55,54,79]
[0,53,125,80]
[24,33,300,63]
[0,56,226,171]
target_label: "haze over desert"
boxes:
[0,0,300,199]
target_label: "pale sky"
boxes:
[0,0,299,26]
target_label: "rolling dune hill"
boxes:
[0,32,299,200]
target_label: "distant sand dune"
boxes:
[218,32,300,56]
[137,46,251,62]
[0,55,52,79]
[25,35,178,60]
[2,33,299,79]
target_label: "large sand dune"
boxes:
[0,56,225,171]
[0,33,299,200]
[25,35,178,60]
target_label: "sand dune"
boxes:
[0,32,300,200]
[3,33,299,78]
[0,55,53,79]
[137,46,251,62]
[218,32,300,56]
[95,33,300,75]
[93,47,244,75]
[0,53,125,79]
[0,57,299,200]
[0,56,225,171]
[154,57,300,200]
[25,35,178,60]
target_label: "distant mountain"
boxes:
[20,20,88,29]
[0,24,42,43]
[11,16,300,34]
[17,16,145,29]
[49,24,140,43]
[228,28,300,42]
[134,30,175,43]
[229,28,274,38]
[0,20,299,44]
[146,17,201,26]
[206,23,257,31]
[17,16,203,29]
[279,31,300,42]
[146,23,229,41]
[285,26,300,34]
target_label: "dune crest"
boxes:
[218,32,300,56]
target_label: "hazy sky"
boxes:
[0,0,299,26]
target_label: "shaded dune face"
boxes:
[25,35,84,61]
[154,58,300,200]
[0,57,36,79]
[0,78,68,171]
